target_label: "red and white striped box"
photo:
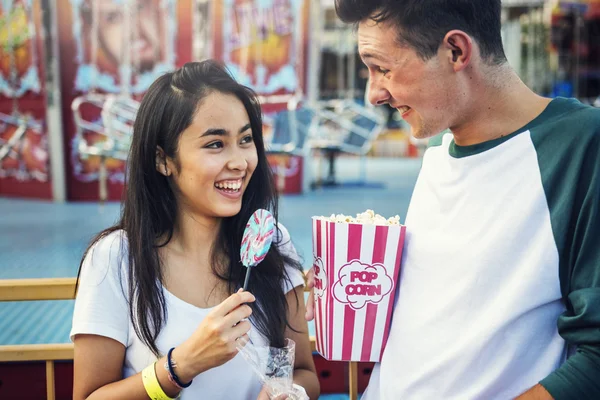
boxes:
[312,218,406,362]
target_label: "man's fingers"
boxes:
[304,268,316,321]
[305,268,315,289]
[305,289,315,321]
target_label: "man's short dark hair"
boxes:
[335,0,507,65]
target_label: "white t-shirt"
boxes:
[364,119,574,399]
[71,225,305,400]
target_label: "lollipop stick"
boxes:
[243,268,252,291]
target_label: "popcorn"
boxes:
[312,210,407,362]
[314,209,402,226]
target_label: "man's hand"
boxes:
[304,268,315,321]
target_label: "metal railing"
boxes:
[0,278,359,400]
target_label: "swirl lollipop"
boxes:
[241,209,275,290]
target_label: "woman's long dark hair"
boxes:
[77,60,303,355]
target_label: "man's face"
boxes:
[358,20,457,139]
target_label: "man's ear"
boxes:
[156,146,171,177]
[442,30,472,72]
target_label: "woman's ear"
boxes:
[156,146,171,177]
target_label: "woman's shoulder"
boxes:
[80,229,129,285]
[87,229,128,263]
[275,222,292,243]
[274,223,297,259]
[273,223,306,291]
[72,229,131,345]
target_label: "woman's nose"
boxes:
[226,151,249,171]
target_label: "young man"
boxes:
[305,1,600,399]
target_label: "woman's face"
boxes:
[162,91,259,221]
[96,0,163,71]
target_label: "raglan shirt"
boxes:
[70,224,305,400]
[363,97,600,399]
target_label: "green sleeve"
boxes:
[534,106,600,398]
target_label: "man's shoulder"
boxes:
[530,98,600,147]
[537,97,600,129]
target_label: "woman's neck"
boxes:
[169,209,222,262]
[160,210,230,308]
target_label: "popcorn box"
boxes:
[312,216,406,362]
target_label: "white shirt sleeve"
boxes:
[70,231,130,347]
[276,223,306,294]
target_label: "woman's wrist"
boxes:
[171,345,199,384]
[165,347,193,389]
[142,359,181,399]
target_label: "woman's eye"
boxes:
[241,135,254,144]
[105,11,121,24]
[206,141,223,149]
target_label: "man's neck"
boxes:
[450,67,551,146]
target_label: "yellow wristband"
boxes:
[142,362,176,400]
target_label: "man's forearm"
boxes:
[514,384,554,400]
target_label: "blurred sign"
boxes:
[69,0,177,95]
[214,0,309,101]
[0,0,41,97]
[64,0,178,187]
[267,153,303,194]
[502,0,545,6]
[0,1,49,188]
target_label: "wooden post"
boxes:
[349,361,358,400]
[46,360,55,400]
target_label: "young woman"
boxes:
[71,60,319,400]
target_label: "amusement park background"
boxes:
[0,0,599,398]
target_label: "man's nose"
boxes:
[367,80,391,106]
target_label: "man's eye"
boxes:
[377,67,390,77]
[206,141,223,149]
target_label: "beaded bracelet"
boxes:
[164,347,193,389]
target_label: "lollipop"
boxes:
[241,209,275,290]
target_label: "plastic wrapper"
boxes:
[237,337,308,400]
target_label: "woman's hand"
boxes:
[257,386,271,400]
[257,386,288,400]
[256,384,309,400]
[172,289,255,382]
